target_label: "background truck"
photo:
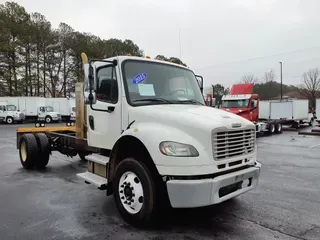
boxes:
[0,97,62,123]
[220,83,315,135]
[16,53,261,227]
[45,97,75,122]
[0,101,25,124]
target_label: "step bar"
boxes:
[86,153,109,166]
[77,171,108,190]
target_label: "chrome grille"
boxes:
[212,129,255,160]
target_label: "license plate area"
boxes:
[218,177,252,198]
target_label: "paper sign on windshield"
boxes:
[138,84,155,96]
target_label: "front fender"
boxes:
[120,122,212,168]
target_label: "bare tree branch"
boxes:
[240,74,258,84]
[263,69,277,83]
[299,68,320,109]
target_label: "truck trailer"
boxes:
[220,83,314,135]
[16,53,261,226]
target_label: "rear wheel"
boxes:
[19,133,39,169]
[309,118,314,126]
[268,123,275,135]
[275,123,282,134]
[34,133,50,169]
[113,158,157,227]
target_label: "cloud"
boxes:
[9,0,320,87]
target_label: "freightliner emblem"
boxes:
[231,123,242,128]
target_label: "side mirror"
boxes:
[195,75,204,93]
[84,91,96,105]
[251,100,257,109]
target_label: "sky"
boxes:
[3,0,320,88]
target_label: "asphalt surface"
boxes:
[0,123,319,240]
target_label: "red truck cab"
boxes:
[220,83,259,122]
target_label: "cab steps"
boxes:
[77,153,109,190]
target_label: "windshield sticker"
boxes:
[132,73,147,84]
[138,84,155,96]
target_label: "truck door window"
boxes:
[0,106,5,111]
[40,107,45,112]
[96,66,118,104]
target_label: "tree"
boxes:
[240,74,258,84]
[155,55,187,67]
[299,68,320,109]
[0,1,144,98]
[262,69,277,83]
[212,84,230,107]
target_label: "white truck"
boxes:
[0,101,25,124]
[16,54,261,226]
[45,97,75,121]
[0,97,62,123]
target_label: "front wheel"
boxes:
[6,117,13,124]
[113,158,157,227]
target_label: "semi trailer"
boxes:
[16,53,261,226]
[220,83,314,135]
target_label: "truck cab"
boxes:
[221,93,259,122]
[37,106,61,123]
[0,102,25,124]
[80,56,261,223]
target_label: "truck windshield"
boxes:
[72,107,75,112]
[122,60,205,106]
[221,99,250,108]
[46,106,54,112]
[7,105,16,111]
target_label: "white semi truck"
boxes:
[0,101,25,124]
[16,54,261,226]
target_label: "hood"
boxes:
[129,104,254,131]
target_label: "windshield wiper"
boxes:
[132,98,174,104]
[177,99,204,105]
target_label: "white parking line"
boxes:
[309,143,320,148]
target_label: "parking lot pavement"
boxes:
[0,124,319,240]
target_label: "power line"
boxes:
[194,46,320,70]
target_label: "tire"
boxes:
[6,117,13,124]
[268,123,275,135]
[309,118,314,126]
[34,133,50,169]
[19,133,39,169]
[45,116,52,123]
[113,158,157,227]
[275,123,282,134]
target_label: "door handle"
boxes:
[107,106,115,113]
[89,115,94,130]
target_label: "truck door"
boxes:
[87,63,122,150]
[0,105,5,122]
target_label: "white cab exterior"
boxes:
[82,56,261,208]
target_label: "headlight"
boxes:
[159,141,199,157]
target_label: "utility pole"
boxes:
[279,62,283,99]
[179,27,182,59]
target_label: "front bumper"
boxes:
[166,163,261,208]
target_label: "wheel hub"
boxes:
[118,171,144,214]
